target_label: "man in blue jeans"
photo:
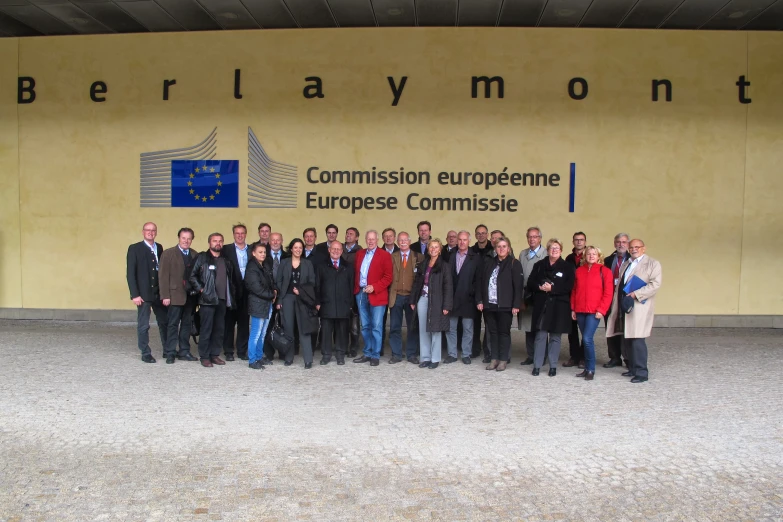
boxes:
[387,232,424,364]
[352,230,393,366]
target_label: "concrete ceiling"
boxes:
[0,0,781,37]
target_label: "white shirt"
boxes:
[235,243,248,279]
[144,239,159,266]
[528,245,541,259]
[624,254,645,283]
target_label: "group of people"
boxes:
[127,221,662,382]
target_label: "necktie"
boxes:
[613,256,621,280]
[273,253,280,270]
[402,253,407,268]
[333,260,338,269]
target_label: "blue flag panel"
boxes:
[171,160,239,208]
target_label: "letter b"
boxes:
[18,76,36,104]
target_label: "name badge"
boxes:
[413,267,417,273]
[556,272,563,277]
[423,285,429,293]
[614,278,620,286]
[209,265,216,270]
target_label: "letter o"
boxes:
[568,77,588,100]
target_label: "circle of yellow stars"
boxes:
[187,166,222,203]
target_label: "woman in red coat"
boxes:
[570,246,614,380]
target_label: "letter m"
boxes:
[471,76,504,99]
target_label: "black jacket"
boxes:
[316,258,355,319]
[527,257,575,334]
[478,255,523,311]
[221,243,250,299]
[127,241,164,302]
[448,250,482,317]
[244,259,275,318]
[411,257,453,332]
[604,251,630,274]
[441,245,458,264]
[471,242,493,257]
[303,246,327,268]
[275,257,316,304]
[296,283,321,334]
[410,240,430,258]
[189,251,237,308]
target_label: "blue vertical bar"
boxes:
[569,162,576,213]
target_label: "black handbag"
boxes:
[268,311,293,356]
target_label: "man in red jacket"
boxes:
[353,230,394,366]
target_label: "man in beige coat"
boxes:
[518,226,547,365]
[606,239,662,383]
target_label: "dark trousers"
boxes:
[623,337,649,379]
[472,309,489,357]
[484,309,513,362]
[381,306,389,355]
[281,294,313,365]
[197,300,226,360]
[604,308,622,362]
[321,318,348,360]
[568,319,584,362]
[164,300,195,357]
[349,310,360,351]
[223,296,249,358]
[136,300,168,357]
[263,307,281,360]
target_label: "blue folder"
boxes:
[623,275,648,304]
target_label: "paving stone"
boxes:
[0,321,781,520]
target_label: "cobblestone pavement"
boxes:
[0,321,781,521]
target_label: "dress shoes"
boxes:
[200,359,213,367]
[548,368,557,377]
[348,350,357,358]
[239,355,249,361]
[562,358,577,367]
[496,361,507,372]
[370,359,379,366]
[428,362,439,369]
[284,361,293,366]
[248,361,264,370]
[177,353,198,361]
[482,356,492,364]
[577,360,585,369]
[337,359,345,365]
[141,354,156,363]
[584,371,594,380]
[165,356,176,364]
[485,360,499,370]
[305,362,313,369]
[630,376,648,383]
[462,357,471,365]
[418,361,431,368]
[210,357,226,365]
[520,357,534,366]
[407,357,420,364]
[576,370,588,377]
[388,356,402,364]
[224,354,235,362]
[621,371,635,377]
[602,359,621,368]
[353,356,371,363]
[259,357,273,366]
[320,357,331,365]
[532,368,540,376]
[443,356,458,364]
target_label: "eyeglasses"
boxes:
[628,246,643,250]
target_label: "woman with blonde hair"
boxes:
[570,246,614,380]
[410,238,453,369]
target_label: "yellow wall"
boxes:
[0,29,781,313]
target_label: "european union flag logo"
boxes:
[171,160,239,208]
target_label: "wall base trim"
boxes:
[0,308,781,328]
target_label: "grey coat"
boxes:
[411,258,453,332]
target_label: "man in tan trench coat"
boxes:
[606,239,662,383]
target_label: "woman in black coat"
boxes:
[275,238,318,368]
[527,238,575,376]
[411,239,453,369]
[477,237,523,371]
[245,244,276,369]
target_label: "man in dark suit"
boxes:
[379,227,399,353]
[315,241,354,365]
[303,227,326,266]
[410,220,431,257]
[342,227,362,357]
[446,231,482,364]
[126,222,168,363]
[441,230,458,263]
[159,227,198,364]
[221,223,250,361]
[315,224,339,258]
[253,222,272,256]
[262,232,288,364]
[603,232,631,368]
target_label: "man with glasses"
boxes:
[127,222,168,363]
[605,239,662,383]
[603,233,631,368]
[518,226,547,366]
[387,231,424,364]
[563,231,587,368]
